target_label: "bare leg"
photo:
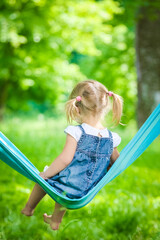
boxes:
[43,202,66,230]
[21,183,46,216]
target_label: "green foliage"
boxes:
[0,0,119,110]
[0,0,137,122]
[0,117,160,239]
[0,0,86,110]
[1,0,160,121]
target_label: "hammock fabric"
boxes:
[0,104,160,209]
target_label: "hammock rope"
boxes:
[0,104,160,209]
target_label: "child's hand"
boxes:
[39,172,48,179]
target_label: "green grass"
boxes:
[0,116,160,240]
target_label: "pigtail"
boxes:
[65,98,79,124]
[109,92,123,126]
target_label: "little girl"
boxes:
[21,80,123,230]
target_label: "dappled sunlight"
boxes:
[90,194,106,206]
[149,196,160,210]
[16,185,31,194]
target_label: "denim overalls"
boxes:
[45,125,113,199]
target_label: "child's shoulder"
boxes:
[64,125,81,142]
[64,124,80,132]
[110,131,121,139]
[110,131,121,148]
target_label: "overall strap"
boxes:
[108,129,113,139]
[78,125,86,135]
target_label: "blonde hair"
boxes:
[65,80,123,126]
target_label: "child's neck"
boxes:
[82,118,105,130]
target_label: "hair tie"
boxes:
[76,96,82,102]
[108,91,113,97]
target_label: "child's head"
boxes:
[65,80,123,126]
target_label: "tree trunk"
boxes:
[135,8,160,128]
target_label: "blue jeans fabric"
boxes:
[45,125,113,199]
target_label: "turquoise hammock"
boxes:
[0,104,160,210]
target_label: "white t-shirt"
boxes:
[64,123,121,148]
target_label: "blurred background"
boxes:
[0,0,160,240]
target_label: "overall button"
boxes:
[86,170,92,176]
[91,156,96,162]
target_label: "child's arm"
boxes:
[40,134,77,179]
[107,147,120,171]
[110,147,120,165]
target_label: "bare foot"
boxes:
[21,206,34,216]
[43,213,60,230]
[50,222,60,231]
[43,213,52,224]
